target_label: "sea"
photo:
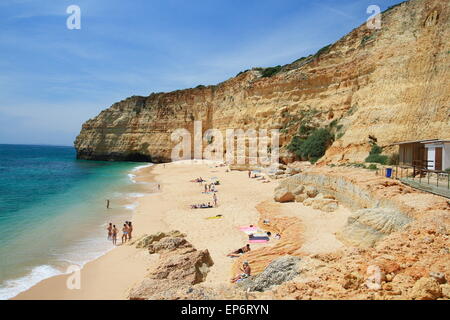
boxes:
[0,144,153,299]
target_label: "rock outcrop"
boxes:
[129,232,214,300]
[75,0,450,164]
[238,256,301,292]
[338,208,412,247]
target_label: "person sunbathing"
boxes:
[231,262,251,283]
[227,244,251,257]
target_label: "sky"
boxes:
[0,0,405,146]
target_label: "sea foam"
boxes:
[0,265,62,300]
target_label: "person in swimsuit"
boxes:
[127,221,133,241]
[213,193,218,207]
[231,262,251,283]
[112,225,118,245]
[107,223,112,240]
[122,223,129,244]
[227,244,251,257]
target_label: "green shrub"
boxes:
[369,144,383,155]
[365,154,388,165]
[315,44,332,57]
[365,142,388,165]
[288,128,333,161]
[236,70,249,77]
[445,168,450,173]
[368,164,378,170]
[261,65,282,78]
[299,124,314,136]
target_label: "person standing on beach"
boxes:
[106,199,110,209]
[213,193,218,207]
[248,170,251,178]
[122,224,129,244]
[112,225,118,245]
[127,221,133,240]
[107,223,112,240]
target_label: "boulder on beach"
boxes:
[274,188,295,203]
[129,234,214,300]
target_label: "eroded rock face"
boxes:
[238,256,301,292]
[129,232,214,300]
[75,0,450,164]
[338,208,412,247]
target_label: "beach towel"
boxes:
[251,232,269,237]
[249,239,269,244]
[249,236,270,241]
[239,226,257,231]
[205,215,223,220]
[241,230,257,235]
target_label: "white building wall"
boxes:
[444,143,450,171]
[427,146,436,170]
[425,142,450,171]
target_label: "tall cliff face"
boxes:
[75,0,450,163]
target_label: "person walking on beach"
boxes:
[122,223,129,244]
[106,199,110,209]
[107,223,113,240]
[248,170,251,178]
[112,225,118,245]
[127,221,133,241]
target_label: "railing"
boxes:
[391,164,450,199]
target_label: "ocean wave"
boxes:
[127,193,147,198]
[0,265,62,300]
[128,173,137,183]
[124,202,138,210]
[131,163,153,172]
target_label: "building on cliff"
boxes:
[394,139,450,171]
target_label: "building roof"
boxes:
[390,139,438,146]
[423,140,450,145]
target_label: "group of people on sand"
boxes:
[204,183,218,193]
[248,170,270,183]
[191,203,214,209]
[227,244,252,283]
[107,221,133,245]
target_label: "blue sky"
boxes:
[0,0,404,146]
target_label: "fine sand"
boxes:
[14,161,351,300]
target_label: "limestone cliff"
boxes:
[75,0,450,163]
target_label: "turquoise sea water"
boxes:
[0,144,152,299]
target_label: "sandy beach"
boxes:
[14,161,350,300]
